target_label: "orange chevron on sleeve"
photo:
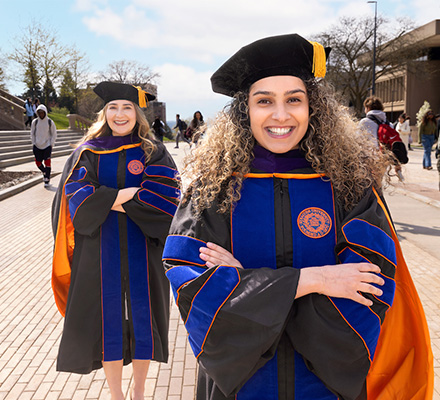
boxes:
[366,188,433,399]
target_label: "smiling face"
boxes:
[105,100,137,136]
[248,75,309,154]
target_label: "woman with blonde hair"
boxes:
[163,34,432,399]
[52,81,179,400]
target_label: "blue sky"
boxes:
[0,0,438,121]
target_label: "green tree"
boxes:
[59,69,76,112]
[43,78,57,108]
[67,48,90,113]
[9,21,44,97]
[9,21,70,103]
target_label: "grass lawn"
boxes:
[48,112,69,130]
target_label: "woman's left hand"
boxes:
[199,242,243,269]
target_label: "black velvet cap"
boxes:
[211,34,330,97]
[93,81,155,107]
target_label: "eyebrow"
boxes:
[108,102,133,106]
[251,89,306,96]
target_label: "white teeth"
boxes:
[268,127,291,135]
[114,121,127,125]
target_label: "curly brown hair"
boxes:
[77,102,157,162]
[182,79,393,216]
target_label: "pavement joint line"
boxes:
[391,186,440,209]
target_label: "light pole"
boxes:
[368,1,377,95]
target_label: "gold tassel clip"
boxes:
[308,41,327,78]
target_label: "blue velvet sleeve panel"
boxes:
[123,144,180,242]
[288,188,397,400]
[163,198,301,397]
[65,151,118,236]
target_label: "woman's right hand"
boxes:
[111,187,140,212]
[297,263,384,307]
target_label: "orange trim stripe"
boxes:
[242,172,325,179]
[327,297,373,363]
[195,267,241,359]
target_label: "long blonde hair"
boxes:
[78,102,157,161]
[182,79,393,215]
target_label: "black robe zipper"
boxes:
[273,176,295,399]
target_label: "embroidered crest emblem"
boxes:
[127,160,144,175]
[297,207,332,239]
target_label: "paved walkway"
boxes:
[0,143,439,399]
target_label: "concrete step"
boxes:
[0,144,74,161]
[0,149,74,168]
[0,136,82,147]
[0,138,78,153]
[0,129,77,136]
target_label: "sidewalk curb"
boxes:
[391,186,440,209]
[0,172,61,201]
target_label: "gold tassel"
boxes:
[133,85,148,108]
[308,41,327,78]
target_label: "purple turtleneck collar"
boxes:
[251,145,311,173]
[84,133,141,149]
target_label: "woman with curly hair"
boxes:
[163,35,432,400]
[52,82,179,400]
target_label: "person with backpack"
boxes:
[30,104,57,186]
[173,113,190,148]
[359,96,408,181]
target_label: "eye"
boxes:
[287,97,301,104]
[256,98,271,105]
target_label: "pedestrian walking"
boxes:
[359,96,407,181]
[52,81,180,400]
[418,110,437,170]
[163,33,433,400]
[32,98,40,119]
[152,115,165,142]
[396,112,411,151]
[24,98,34,127]
[173,113,190,148]
[30,104,57,186]
[358,96,387,143]
[188,110,206,146]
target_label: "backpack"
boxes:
[184,126,193,139]
[367,115,408,164]
[35,118,53,129]
[180,120,188,131]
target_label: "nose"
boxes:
[272,103,289,122]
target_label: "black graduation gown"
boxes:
[162,148,432,400]
[52,135,180,373]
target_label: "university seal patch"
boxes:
[127,160,144,175]
[298,207,332,239]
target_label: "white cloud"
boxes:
[410,0,440,26]
[153,63,228,120]
[79,0,340,63]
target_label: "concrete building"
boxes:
[374,19,440,125]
